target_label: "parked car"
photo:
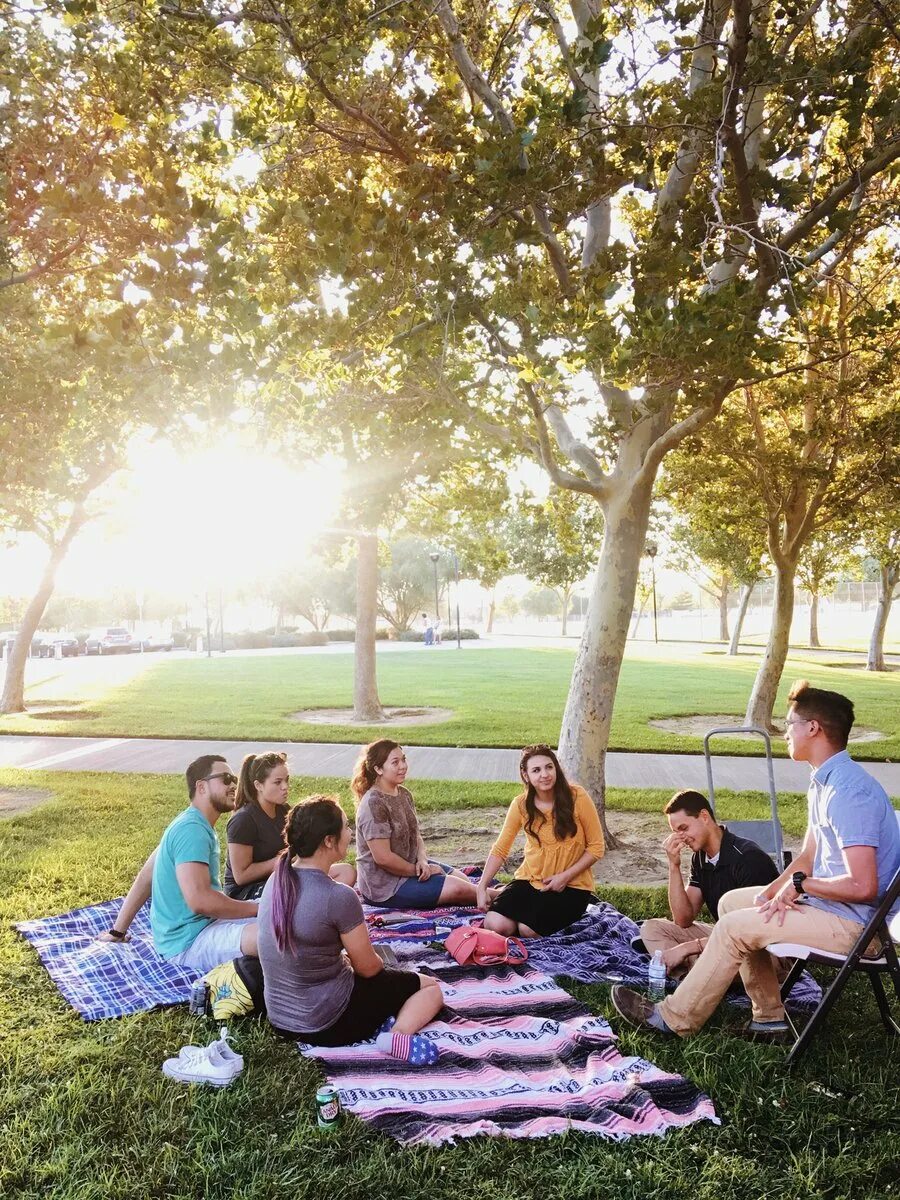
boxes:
[84,627,136,655]
[137,630,175,653]
[37,632,80,658]
[2,632,46,658]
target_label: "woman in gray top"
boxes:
[257,794,443,1063]
[351,740,492,909]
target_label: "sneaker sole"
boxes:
[162,1061,237,1087]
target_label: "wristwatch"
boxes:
[792,871,807,895]
[108,926,127,940]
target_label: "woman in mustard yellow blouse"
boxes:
[475,744,604,938]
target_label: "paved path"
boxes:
[1,733,898,796]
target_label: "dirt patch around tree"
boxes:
[291,706,454,727]
[0,788,54,819]
[422,806,802,888]
[419,807,676,888]
[649,714,886,743]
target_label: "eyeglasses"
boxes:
[785,717,812,728]
[202,771,238,786]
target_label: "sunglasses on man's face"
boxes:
[203,771,238,786]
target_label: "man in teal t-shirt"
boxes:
[99,754,260,973]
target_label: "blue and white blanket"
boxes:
[16,895,821,1021]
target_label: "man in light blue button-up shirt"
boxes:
[612,679,900,1040]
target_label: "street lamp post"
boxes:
[645,541,659,644]
[429,551,440,623]
[453,550,461,649]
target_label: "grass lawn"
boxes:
[1,644,899,759]
[2,771,899,1199]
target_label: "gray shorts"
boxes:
[168,918,255,974]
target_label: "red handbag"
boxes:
[444,923,528,967]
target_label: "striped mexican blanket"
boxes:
[299,951,720,1146]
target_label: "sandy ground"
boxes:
[649,713,885,743]
[420,807,676,888]
[291,706,455,727]
[421,805,802,888]
[0,787,53,819]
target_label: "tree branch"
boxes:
[522,382,606,498]
[779,138,900,254]
[0,239,86,292]
[654,0,731,236]
[432,0,573,296]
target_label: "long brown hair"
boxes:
[519,744,577,841]
[235,751,288,809]
[351,739,401,801]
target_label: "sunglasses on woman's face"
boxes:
[203,771,238,786]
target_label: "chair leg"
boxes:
[868,973,900,1036]
[779,958,805,1002]
[786,953,862,1069]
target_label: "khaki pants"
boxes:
[658,886,865,1036]
[640,917,714,978]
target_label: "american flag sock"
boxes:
[375,1031,438,1065]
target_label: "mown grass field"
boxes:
[2,770,899,1200]
[1,644,898,759]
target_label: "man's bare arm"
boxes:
[97,849,157,942]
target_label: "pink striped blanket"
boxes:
[299,952,719,1146]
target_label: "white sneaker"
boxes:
[209,1026,243,1072]
[162,1044,238,1087]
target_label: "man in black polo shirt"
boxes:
[639,789,779,978]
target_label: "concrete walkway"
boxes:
[1,733,898,796]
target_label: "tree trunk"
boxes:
[744,559,797,731]
[0,502,89,714]
[718,585,730,642]
[560,584,572,637]
[353,532,385,721]
[867,564,898,671]
[557,471,655,847]
[809,591,820,648]
[728,581,755,655]
[485,588,495,634]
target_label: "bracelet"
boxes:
[109,927,126,940]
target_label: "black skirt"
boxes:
[489,879,593,936]
[271,968,422,1046]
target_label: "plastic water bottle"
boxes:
[648,950,666,1002]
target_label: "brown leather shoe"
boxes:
[611,985,672,1034]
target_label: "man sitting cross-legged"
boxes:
[639,789,779,978]
[97,754,259,972]
[612,680,900,1041]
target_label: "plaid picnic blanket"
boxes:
[14,899,196,1020]
[15,892,820,1020]
[369,900,823,1009]
[299,948,720,1146]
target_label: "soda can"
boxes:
[316,1084,342,1130]
[188,979,208,1017]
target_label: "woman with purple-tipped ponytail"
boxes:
[257,795,444,1064]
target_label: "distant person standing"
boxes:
[433,617,443,646]
[421,612,433,646]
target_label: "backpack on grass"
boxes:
[202,955,266,1020]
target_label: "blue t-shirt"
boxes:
[150,807,219,958]
[804,750,900,926]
